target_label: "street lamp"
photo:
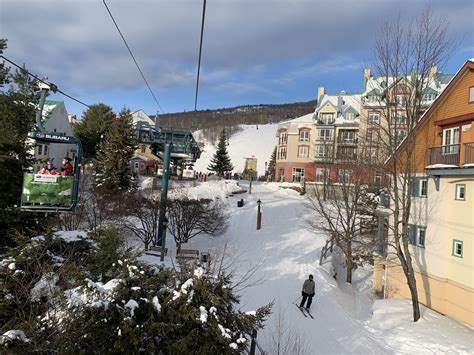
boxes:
[257,199,262,230]
[160,217,169,261]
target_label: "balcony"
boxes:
[314,155,333,163]
[336,153,358,162]
[465,142,474,164]
[428,144,460,165]
[337,137,358,145]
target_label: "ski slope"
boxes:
[193,124,279,176]
[143,180,474,354]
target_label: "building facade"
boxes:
[373,59,474,326]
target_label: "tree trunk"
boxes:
[346,240,353,284]
[398,245,421,321]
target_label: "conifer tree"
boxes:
[73,103,115,160]
[95,108,136,193]
[208,130,233,177]
[267,146,276,181]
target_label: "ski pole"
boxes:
[292,295,302,303]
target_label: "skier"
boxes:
[299,275,315,311]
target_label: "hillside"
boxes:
[154,100,316,144]
[193,124,279,176]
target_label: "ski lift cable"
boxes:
[102,0,164,113]
[0,55,90,108]
[194,0,207,111]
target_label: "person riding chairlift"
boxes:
[62,157,73,176]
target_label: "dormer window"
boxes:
[320,113,334,124]
[346,112,354,120]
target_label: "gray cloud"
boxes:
[1,0,473,96]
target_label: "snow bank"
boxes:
[0,330,30,345]
[368,299,474,353]
[169,180,242,201]
[53,230,88,243]
[31,272,59,302]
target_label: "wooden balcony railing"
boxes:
[465,142,474,164]
[428,144,460,165]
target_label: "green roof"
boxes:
[41,100,64,122]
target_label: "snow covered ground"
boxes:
[140,180,474,354]
[193,124,279,176]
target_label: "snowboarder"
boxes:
[299,275,315,311]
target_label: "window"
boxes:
[318,129,333,140]
[374,172,382,186]
[396,95,408,106]
[455,184,466,201]
[411,177,428,197]
[367,130,378,142]
[134,162,139,171]
[394,112,407,125]
[316,168,329,182]
[37,145,43,155]
[395,129,407,142]
[346,112,354,120]
[366,147,377,159]
[408,225,426,247]
[419,179,428,197]
[141,145,146,154]
[278,147,287,160]
[279,132,288,145]
[320,113,334,124]
[292,168,305,182]
[423,93,435,101]
[452,240,463,258]
[298,146,309,158]
[341,130,356,142]
[368,112,380,124]
[442,127,460,154]
[299,130,309,142]
[469,87,474,103]
[316,145,332,158]
[279,168,285,181]
[44,145,49,155]
[338,169,352,184]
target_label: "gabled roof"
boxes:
[388,59,474,164]
[42,100,64,123]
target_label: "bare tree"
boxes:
[307,156,378,283]
[167,197,228,253]
[119,193,160,251]
[371,7,454,321]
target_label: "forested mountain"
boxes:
[153,100,316,144]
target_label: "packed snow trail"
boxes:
[185,182,391,353]
[169,180,474,354]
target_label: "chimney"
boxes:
[430,65,438,77]
[317,86,325,102]
[364,68,371,80]
[337,96,344,112]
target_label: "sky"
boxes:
[1,0,473,118]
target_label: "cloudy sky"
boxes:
[1,0,473,117]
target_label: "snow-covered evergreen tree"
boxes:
[95,108,136,193]
[208,130,234,177]
[267,146,276,181]
[0,227,271,353]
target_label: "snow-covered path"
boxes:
[161,180,474,354]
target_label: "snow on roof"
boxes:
[316,93,361,114]
[42,100,64,122]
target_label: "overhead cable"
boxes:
[194,0,207,111]
[1,55,90,108]
[103,0,164,113]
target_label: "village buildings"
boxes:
[373,59,474,326]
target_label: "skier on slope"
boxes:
[299,275,315,311]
